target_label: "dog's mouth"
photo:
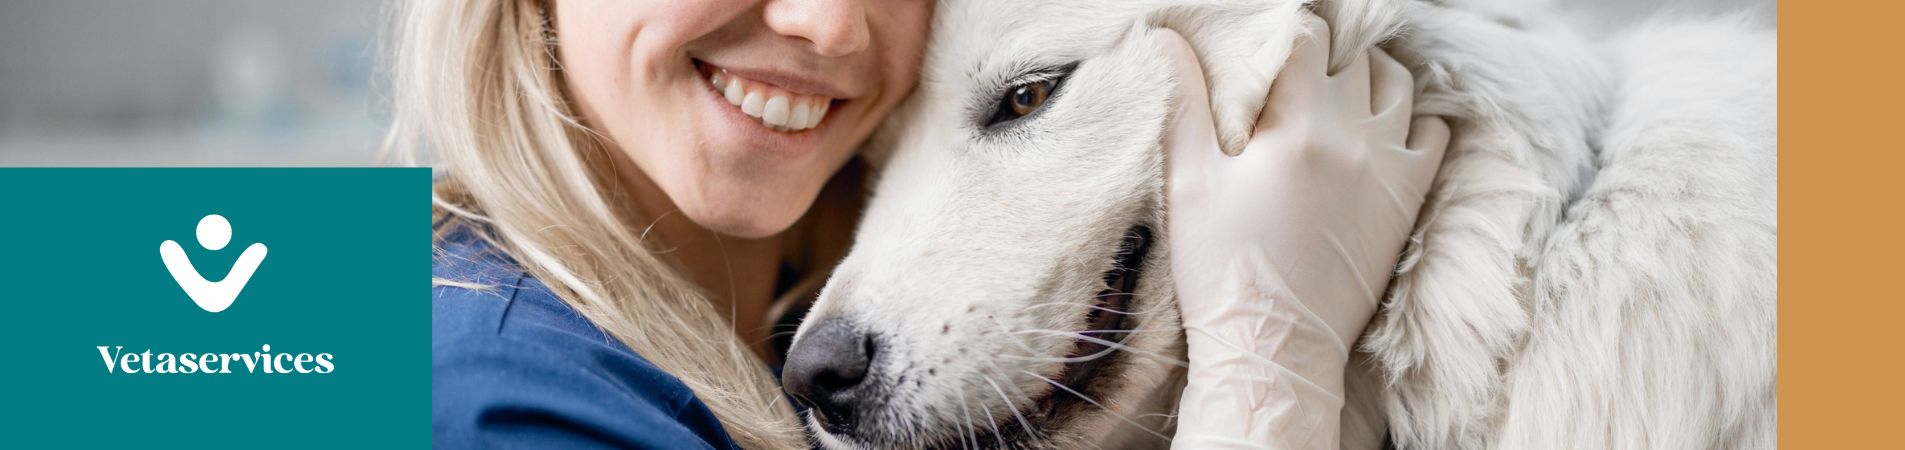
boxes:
[911,226,1155,450]
[1049,225,1152,393]
[844,226,1158,450]
[941,225,1152,449]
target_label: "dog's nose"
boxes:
[782,317,876,428]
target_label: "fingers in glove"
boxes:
[1333,47,1373,116]
[1158,29,1224,189]
[1267,14,1334,114]
[1368,48,1414,145]
[1403,115,1452,193]
[1291,13,1334,82]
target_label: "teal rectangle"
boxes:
[0,168,431,447]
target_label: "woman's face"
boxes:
[554,0,930,238]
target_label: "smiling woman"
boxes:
[551,0,924,238]
[397,0,929,449]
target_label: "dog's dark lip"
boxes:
[924,226,1152,450]
[1050,225,1150,392]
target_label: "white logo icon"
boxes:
[160,214,268,313]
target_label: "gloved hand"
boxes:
[1154,14,1451,450]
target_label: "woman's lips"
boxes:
[699,61,837,132]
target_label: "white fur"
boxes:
[799,1,1777,449]
[1354,5,1777,449]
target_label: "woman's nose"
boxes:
[763,0,871,57]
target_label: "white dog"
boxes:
[781,1,1777,449]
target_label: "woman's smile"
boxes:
[688,58,849,160]
[697,60,842,132]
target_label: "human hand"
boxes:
[1154,14,1451,450]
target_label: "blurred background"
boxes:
[0,0,385,166]
[0,0,1772,167]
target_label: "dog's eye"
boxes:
[1009,81,1053,116]
[978,64,1077,130]
[987,79,1058,126]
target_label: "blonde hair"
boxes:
[385,0,806,448]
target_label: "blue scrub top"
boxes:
[432,225,740,449]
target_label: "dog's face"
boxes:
[783,1,1308,448]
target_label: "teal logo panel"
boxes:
[0,168,430,447]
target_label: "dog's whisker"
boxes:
[985,368,1060,449]
[1001,344,1119,364]
[978,321,1073,378]
[748,330,798,347]
[982,374,1041,447]
[980,322,1115,449]
[971,376,1008,448]
[1019,369,1175,443]
[982,314,1051,357]
[956,391,976,450]
[1017,297,1176,316]
[1017,301,1140,315]
[1011,328,1175,336]
[1007,331,1191,368]
[1135,412,1184,436]
[975,362,1076,450]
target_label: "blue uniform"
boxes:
[432,226,739,449]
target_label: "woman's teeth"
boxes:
[709,70,832,132]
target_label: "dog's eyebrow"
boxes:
[973,60,1079,92]
[960,60,1082,110]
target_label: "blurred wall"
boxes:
[0,0,387,166]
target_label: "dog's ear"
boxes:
[1148,0,1404,155]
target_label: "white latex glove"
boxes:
[1156,14,1451,450]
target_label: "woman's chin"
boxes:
[679,195,812,239]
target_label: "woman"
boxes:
[405,0,1445,448]
[407,0,927,448]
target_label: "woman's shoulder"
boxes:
[431,223,738,449]
[432,223,560,349]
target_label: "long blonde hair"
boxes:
[386,0,806,448]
